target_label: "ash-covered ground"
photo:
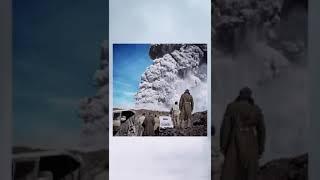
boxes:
[115,109,207,136]
[211,139,308,180]
[158,111,207,136]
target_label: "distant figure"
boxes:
[179,89,194,129]
[170,101,181,129]
[154,114,160,136]
[142,113,155,136]
[138,113,146,125]
[220,87,266,180]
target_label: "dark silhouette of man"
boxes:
[142,113,155,136]
[220,87,266,180]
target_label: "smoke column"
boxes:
[78,41,108,150]
[135,44,208,112]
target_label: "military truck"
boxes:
[12,150,82,180]
[113,109,136,135]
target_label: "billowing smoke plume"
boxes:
[78,41,108,150]
[135,44,208,112]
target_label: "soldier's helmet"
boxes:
[185,89,190,93]
[239,86,252,98]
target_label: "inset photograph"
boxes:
[112,44,208,136]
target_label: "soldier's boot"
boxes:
[174,117,178,128]
[174,118,177,128]
[176,115,180,129]
[185,123,190,129]
[177,117,180,128]
[173,118,176,128]
[187,118,192,128]
[182,119,186,129]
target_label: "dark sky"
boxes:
[13,0,108,147]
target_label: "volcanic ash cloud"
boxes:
[135,44,207,112]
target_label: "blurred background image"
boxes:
[211,0,308,179]
[12,0,108,179]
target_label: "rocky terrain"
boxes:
[114,110,207,136]
[159,111,207,136]
[258,153,307,180]
[211,140,308,180]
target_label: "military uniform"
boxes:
[179,90,194,128]
[138,115,145,125]
[220,98,266,180]
[171,104,181,129]
[142,114,155,136]
[154,116,160,135]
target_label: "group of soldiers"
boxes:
[137,113,160,136]
[137,89,195,136]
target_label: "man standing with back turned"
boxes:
[142,113,155,136]
[220,87,266,180]
[179,89,194,129]
[171,101,181,129]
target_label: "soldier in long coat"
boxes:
[220,87,266,180]
[179,89,194,128]
[142,113,155,136]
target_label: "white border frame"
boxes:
[109,1,211,179]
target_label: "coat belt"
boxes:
[239,127,253,131]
